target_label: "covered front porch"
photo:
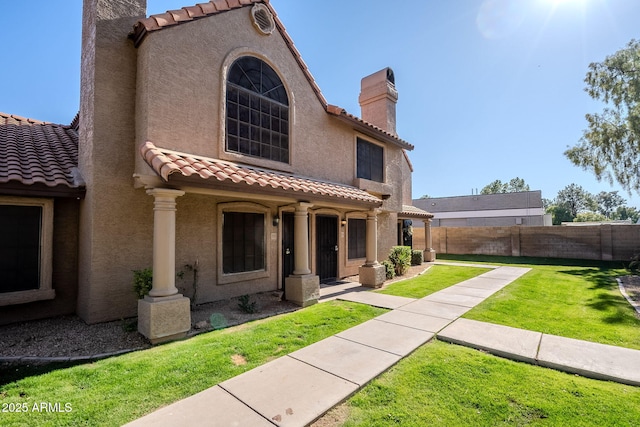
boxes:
[134,142,391,342]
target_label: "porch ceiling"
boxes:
[140,141,383,206]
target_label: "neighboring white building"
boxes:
[413,191,551,227]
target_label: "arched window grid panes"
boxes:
[226,57,289,164]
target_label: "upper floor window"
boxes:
[356,137,384,182]
[226,56,289,163]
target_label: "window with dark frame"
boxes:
[356,138,384,182]
[222,212,265,274]
[348,218,367,260]
[0,205,42,293]
[226,56,289,163]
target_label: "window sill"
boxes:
[354,178,392,198]
[0,289,56,307]
[218,269,269,285]
[219,151,294,174]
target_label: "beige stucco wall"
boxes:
[77,0,153,323]
[74,2,415,323]
[134,7,406,189]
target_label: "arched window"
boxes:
[226,56,289,163]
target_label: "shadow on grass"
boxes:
[585,293,634,324]
[559,268,634,324]
[559,268,620,290]
[0,360,89,386]
[437,254,625,269]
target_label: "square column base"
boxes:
[424,249,436,262]
[359,264,386,288]
[285,275,320,307]
[138,294,191,344]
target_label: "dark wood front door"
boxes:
[316,215,338,283]
[281,212,295,288]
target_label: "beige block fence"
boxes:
[412,225,640,262]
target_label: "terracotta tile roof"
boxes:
[399,204,433,219]
[141,141,382,205]
[0,112,83,190]
[326,105,414,150]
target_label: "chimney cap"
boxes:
[361,67,395,89]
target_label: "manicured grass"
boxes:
[435,255,640,350]
[0,301,386,427]
[377,264,491,298]
[341,340,640,426]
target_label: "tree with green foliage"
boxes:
[481,180,507,194]
[480,177,530,194]
[574,212,608,222]
[612,205,640,222]
[565,39,640,193]
[595,190,626,218]
[555,184,596,218]
[546,203,574,225]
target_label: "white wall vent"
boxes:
[251,4,275,35]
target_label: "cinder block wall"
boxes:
[418,225,640,261]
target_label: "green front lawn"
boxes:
[341,340,640,426]
[330,256,640,426]
[377,264,491,298]
[441,255,640,350]
[378,255,640,350]
[0,301,386,427]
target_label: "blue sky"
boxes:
[2,0,639,207]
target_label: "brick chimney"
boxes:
[358,67,398,135]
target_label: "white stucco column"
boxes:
[424,218,436,262]
[285,202,319,307]
[292,202,313,276]
[359,209,385,288]
[146,188,185,297]
[365,210,379,266]
[425,218,433,251]
[139,187,190,344]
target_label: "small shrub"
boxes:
[629,253,640,274]
[389,246,412,276]
[411,250,424,266]
[132,268,153,299]
[121,318,138,332]
[381,260,395,280]
[238,294,257,313]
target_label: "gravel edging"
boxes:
[617,277,640,315]
[0,291,299,363]
[0,348,147,365]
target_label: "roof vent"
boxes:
[251,4,275,35]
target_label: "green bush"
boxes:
[629,253,640,274]
[238,294,257,313]
[389,246,412,276]
[381,260,396,280]
[411,250,424,266]
[132,268,153,299]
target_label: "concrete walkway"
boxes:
[126,264,640,427]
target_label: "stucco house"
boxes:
[0,0,432,341]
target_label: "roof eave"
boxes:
[326,106,414,150]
